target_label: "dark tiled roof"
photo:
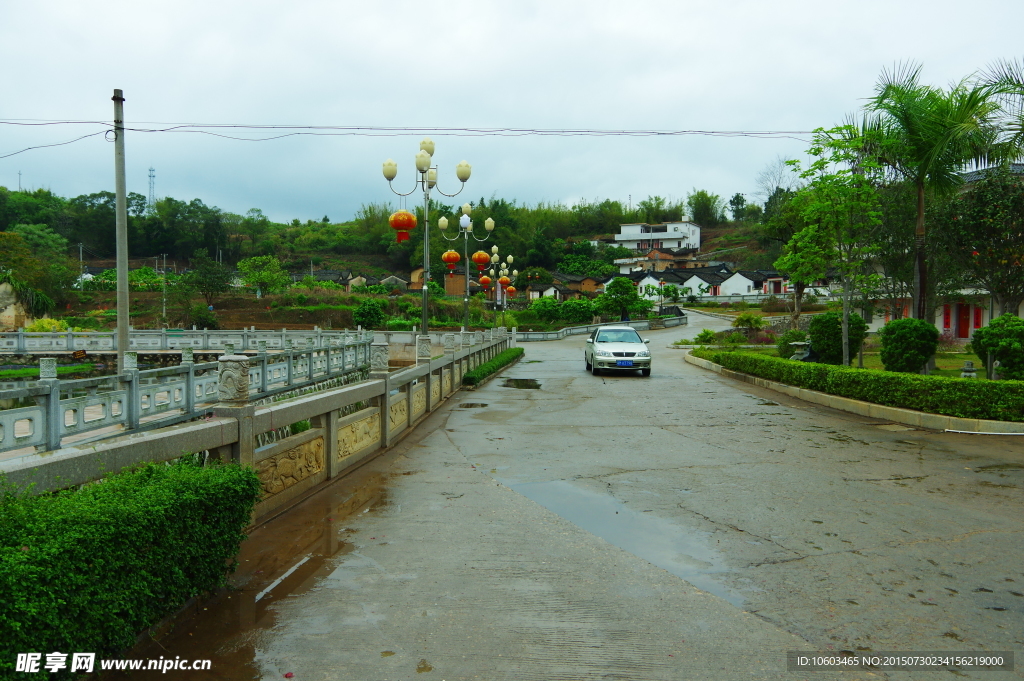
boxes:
[961,163,1024,183]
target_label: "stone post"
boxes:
[223,342,234,356]
[510,327,517,348]
[461,331,471,349]
[40,358,62,451]
[181,346,196,415]
[124,351,140,430]
[218,355,250,402]
[370,337,390,379]
[213,355,255,466]
[417,335,432,364]
[443,333,456,354]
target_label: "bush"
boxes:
[530,296,561,323]
[776,329,808,358]
[879,318,939,373]
[353,299,386,329]
[732,300,749,311]
[560,298,595,325]
[694,328,717,344]
[190,305,219,330]
[760,295,784,313]
[385,318,414,330]
[972,314,1024,380]
[725,332,748,344]
[0,461,261,677]
[732,312,767,334]
[24,318,69,332]
[690,348,1024,422]
[462,347,525,386]
[808,311,867,364]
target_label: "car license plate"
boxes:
[616,360,633,367]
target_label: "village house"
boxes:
[613,221,701,252]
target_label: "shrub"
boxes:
[353,299,386,329]
[879,318,939,373]
[751,331,777,345]
[462,347,525,386]
[732,312,767,334]
[732,300,749,311]
[936,329,960,352]
[972,314,1024,380]
[808,311,867,364]
[25,318,69,332]
[385,318,414,330]
[694,328,717,344]
[530,296,561,323]
[190,305,219,330]
[0,461,261,677]
[725,332,748,344]
[690,348,1024,422]
[776,329,808,358]
[760,295,783,313]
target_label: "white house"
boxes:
[614,221,700,252]
[719,271,761,296]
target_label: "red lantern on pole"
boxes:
[471,250,490,272]
[505,286,516,298]
[441,250,460,277]
[388,209,417,243]
[479,275,491,291]
[498,275,511,290]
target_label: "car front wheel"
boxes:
[591,364,601,376]
[641,368,651,377]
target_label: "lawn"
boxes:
[740,348,985,378]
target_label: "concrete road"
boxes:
[139,319,1022,680]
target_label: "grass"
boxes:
[0,363,97,379]
[739,348,986,378]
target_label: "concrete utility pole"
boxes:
[78,243,84,290]
[161,253,167,321]
[113,89,129,373]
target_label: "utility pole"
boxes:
[78,243,84,290]
[18,171,22,191]
[113,89,129,373]
[161,253,167,322]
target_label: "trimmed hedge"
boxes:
[463,347,525,386]
[0,460,261,676]
[691,348,1024,422]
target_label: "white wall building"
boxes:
[719,272,760,296]
[614,221,700,251]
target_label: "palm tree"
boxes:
[866,64,1007,320]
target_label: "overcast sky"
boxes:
[2,0,1022,224]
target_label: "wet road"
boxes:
[120,317,1023,680]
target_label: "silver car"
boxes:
[584,326,652,376]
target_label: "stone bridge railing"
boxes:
[0,328,512,521]
[0,327,363,354]
[0,334,373,456]
[515,315,687,342]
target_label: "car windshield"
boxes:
[596,330,642,343]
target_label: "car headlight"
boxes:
[596,349,613,357]
[636,350,650,357]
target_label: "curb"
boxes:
[683,352,1024,434]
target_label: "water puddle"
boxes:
[101,471,393,680]
[499,479,745,607]
[501,378,541,389]
[457,403,488,408]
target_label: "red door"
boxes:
[956,304,971,338]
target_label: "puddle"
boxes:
[499,479,745,607]
[457,403,488,408]
[501,378,541,389]
[877,423,915,432]
[101,471,393,680]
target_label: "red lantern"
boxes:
[505,286,517,298]
[498,275,511,290]
[479,275,491,291]
[441,250,460,277]
[471,250,490,272]
[388,209,417,243]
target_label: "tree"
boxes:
[560,298,595,324]
[594,277,653,321]
[186,249,232,306]
[241,208,271,253]
[774,222,834,329]
[530,296,560,323]
[353,299,386,329]
[866,64,1009,320]
[728,193,747,221]
[238,255,290,295]
[808,311,868,365]
[794,126,884,365]
[686,189,726,227]
[935,165,1024,316]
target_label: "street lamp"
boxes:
[438,203,494,330]
[382,139,471,334]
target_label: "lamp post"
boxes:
[382,139,471,334]
[439,203,494,330]
[488,246,516,326]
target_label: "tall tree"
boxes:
[685,189,726,227]
[728,193,747,221]
[866,63,1007,320]
[774,222,834,329]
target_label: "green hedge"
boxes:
[463,347,525,386]
[691,348,1024,422]
[0,460,261,676]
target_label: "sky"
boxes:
[2,0,1022,225]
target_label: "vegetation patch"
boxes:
[691,348,1024,422]
[462,348,525,387]
[0,363,96,380]
[0,460,261,677]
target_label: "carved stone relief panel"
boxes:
[412,387,426,417]
[389,398,407,433]
[442,372,452,395]
[338,412,380,462]
[218,356,250,401]
[431,378,440,404]
[256,436,324,496]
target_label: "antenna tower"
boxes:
[147,167,156,211]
